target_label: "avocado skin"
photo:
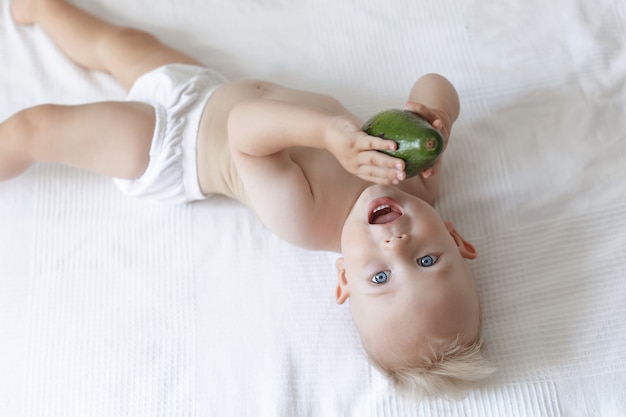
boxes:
[362,109,444,178]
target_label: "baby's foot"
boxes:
[11,0,44,25]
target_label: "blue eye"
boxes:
[418,255,438,267]
[371,271,390,284]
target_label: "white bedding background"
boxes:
[1,0,625,415]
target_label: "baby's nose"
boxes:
[383,234,409,251]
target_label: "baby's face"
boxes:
[336,185,481,369]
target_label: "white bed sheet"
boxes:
[1,0,625,415]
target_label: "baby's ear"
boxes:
[444,221,477,260]
[334,258,350,304]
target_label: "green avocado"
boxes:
[362,109,444,178]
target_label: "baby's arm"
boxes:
[228,98,404,184]
[406,73,460,139]
[399,74,460,202]
[227,98,404,249]
[227,99,328,156]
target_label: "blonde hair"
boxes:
[372,336,495,399]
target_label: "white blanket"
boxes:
[1,0,625,415]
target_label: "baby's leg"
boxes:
[0,101,154,181]
[3,0,207,181]
[11,0,203,91]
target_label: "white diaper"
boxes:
[113,64,228,204]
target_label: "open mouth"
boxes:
[368,198,403,225]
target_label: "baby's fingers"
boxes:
[404,102,449,140]
[360,133,397,152]
[419,159,442,179]
[404,102,436,121]
[359,149,403,170]
[358,151,405,184]
[359,170,405,185]
[420,167,434,179]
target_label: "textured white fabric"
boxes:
[0,0,625,415]
[114,64,227,203]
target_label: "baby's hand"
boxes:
[419,158,442,179]
[324,116,406,185]
[404,102,451,145]
[403,102,450,180]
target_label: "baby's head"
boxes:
[335,185,494,398]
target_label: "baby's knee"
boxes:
[5,105,49,144]
[6,105,62,161]
[0,107,47,179]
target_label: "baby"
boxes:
[3,0,494,398]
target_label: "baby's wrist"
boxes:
[324,115,351,147]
